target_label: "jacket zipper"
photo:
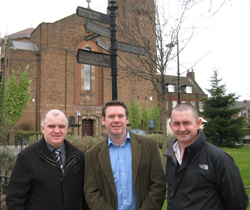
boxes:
[41,152,80,175]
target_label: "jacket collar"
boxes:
[97,131,142,203]
[39,136,79,161]
[166,129,207,157]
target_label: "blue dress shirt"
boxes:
[108,131,137,210]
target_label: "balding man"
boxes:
[165,103,248,210]
[7,109,89,210]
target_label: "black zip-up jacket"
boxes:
[6,137,89,210]
[165,129,248,210]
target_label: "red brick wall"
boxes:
[5,10,168,136]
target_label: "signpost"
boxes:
[76,0,146,100]
[84,20,111,39]
[85,33,100,41]
[118,42,146,56]
[77,6,110,25]
[96,39,111,53]
[76,49,111,68]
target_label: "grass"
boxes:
[161,146,250,209]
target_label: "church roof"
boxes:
[6,28,34,39]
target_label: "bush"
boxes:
[0,147,17,173]
[148,133,174,148]
[15,131,42,141]
[67,134,105,152]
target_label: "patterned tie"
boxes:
[54,149,63,170]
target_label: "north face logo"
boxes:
[199,164,209,170]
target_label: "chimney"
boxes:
[243,100,248,104]
[187,69,195,80]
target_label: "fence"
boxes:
[1,138,30,156]
[0,171,9,210]
[0,138,30,210]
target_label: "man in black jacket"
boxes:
[165,103,248,210]
[6,109,89,210]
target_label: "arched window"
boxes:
[68,116,75,127]
[84,48,91,91]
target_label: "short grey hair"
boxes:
[171,103,199,121]
[41,109,68,128]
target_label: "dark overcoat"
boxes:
[6,137,89,210]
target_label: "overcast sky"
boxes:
[1,0,249,101]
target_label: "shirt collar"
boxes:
[108,129,131,147]
[46,141,65,153]
[173,140,182,165]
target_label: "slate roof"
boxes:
[157,74,206,95]
[9,40,38,51]
[231,100,250,109]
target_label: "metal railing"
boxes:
[2,138,30,155]
[0,170,10,210]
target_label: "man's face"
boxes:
[102,105,129,140]
[42,112,68,148]
[170,109,202,146]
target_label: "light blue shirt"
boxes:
[108,131,137,210]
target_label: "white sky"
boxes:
[1,0,250,101]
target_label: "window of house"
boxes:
[186,86,192,93]
[68,116,75,127]
[243,110,247,117]
[168,85,175,92]
[182,85,192,93]
[84,48,91,91]
[166,101,168,111]
[172,101,177,108]
[181,101,186,103]
[238,111,242,117]
[191,101,195,107]
[199,102,204,112]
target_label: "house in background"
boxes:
[231,100,250,119]
[158,69,207,115]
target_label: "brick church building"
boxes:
[0,0,207,137]
[1,2,158,137]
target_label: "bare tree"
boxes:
[112,0,231,166]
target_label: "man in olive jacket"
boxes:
[84,100,166,210]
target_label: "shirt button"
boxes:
[123,187,125,189]
[121,160,123,162]
[122,173,124,175]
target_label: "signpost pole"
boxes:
[76,2,146,101]
[108,0,118,100]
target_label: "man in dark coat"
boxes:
[84,100,166,210]
[165,103,248,210]
[6,109,89,210]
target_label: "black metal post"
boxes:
[35,53,40,131]
[78,115,80,136]
[176,36,181,104]
[108,0,118,100]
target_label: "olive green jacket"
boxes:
[84,131,166,210]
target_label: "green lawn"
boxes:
[161,146,250,209]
